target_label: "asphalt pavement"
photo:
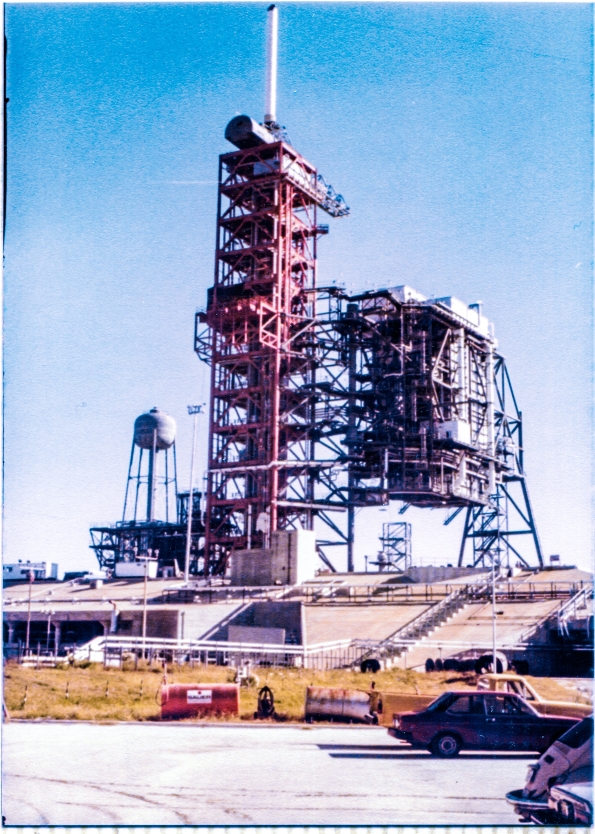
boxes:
[2,722,535,825]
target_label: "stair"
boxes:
[354,579,491,667]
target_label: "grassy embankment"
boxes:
[3,661,589,723]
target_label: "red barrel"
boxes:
[161,683,239,720]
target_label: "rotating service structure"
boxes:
[314,286,543,571]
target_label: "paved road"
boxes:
[2,722,534,825]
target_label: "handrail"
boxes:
[557,584,593,638]
[72,634,357,660]
[515,584,593,644]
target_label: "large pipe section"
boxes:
[264,4,278,124]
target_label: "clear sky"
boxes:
[4,2,593,577]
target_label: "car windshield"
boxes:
[507,680,535,700]
[425,693,454,713]
[558,717,593,749]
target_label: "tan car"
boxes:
[476,674,592,719]
[372,674,591,727]
[370,690,436,726]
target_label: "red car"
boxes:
[388,690,579,757]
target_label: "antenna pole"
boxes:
[264,4,278,125]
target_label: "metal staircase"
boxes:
[355,580,490,667]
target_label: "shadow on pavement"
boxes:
[318,744,402,751]
[328,750,537,760]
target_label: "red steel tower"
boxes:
[195,7,348,575]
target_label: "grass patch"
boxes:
[3,661,587,722]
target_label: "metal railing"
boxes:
[557,584,593,638]
[68,634,362,671]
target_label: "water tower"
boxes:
[90,408,205,577]
[123,407,177,523]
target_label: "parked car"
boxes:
[549,781,593,825]
[388,690,579,756]
[477,674,592,719]
[506,716,593,824]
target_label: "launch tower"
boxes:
[195,5,349,576]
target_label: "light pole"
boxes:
[184,405,203,583]
[491,556,497,672]
[45,609,55,652]
[25,569,34,654]
[141,552,150,655]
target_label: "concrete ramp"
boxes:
[179,603,245,640]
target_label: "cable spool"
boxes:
[255,685,275,719]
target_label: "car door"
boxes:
[442,694,489,749]
[483,693,538,750]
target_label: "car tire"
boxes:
[474,654,504,674]
[430,733,461,757]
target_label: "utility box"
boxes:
[436,420,471,445]
[230,529,317,586]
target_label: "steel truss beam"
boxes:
[457,355,543,569]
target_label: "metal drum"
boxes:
[305,686,372,724]
[161,683,239,720]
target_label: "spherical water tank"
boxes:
[134,407,176,450]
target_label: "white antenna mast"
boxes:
[264,4,278,125]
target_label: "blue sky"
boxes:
[4,2,593,576]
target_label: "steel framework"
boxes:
[455,355,543,568]
[90,438,205,575]
[375,521,412,572]
[195,138,349,575]
[194,120,541,576]
[309,287,543,571]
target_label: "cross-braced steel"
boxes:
[196,141,348,575]
[457,355,543,569]
[308,287,543,571]
[375,521,412,571]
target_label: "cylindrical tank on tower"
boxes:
[134,407,176,450]
[225,115,275,149]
